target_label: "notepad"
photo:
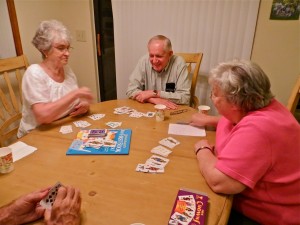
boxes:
[9,141,37,162]
[168,123,206,137]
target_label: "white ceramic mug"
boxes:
[0,147,14,174]
[154,104,167,121]
[198,105,210,115]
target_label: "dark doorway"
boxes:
[93,0,117,101]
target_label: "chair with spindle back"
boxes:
[0,55,29,146]
[175,53,203,109]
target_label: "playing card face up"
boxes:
[159,137,180,149]
[40,182,63,209]
[151,145,172,157]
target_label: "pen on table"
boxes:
[170,109,188,115]
[176,121,190,125]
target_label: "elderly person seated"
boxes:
[18,20,93,138]
[191,60,300,225]
[126,35,190,109]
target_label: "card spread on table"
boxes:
[168,188,209,225]
[40,182,63,209]
[113,106,155,118]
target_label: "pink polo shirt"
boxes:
[215,99,300,225]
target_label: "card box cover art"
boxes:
[66,129,132,155]
[168,188,209,225]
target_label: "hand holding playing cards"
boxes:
[0,188,49,225]
[44,186,81,225]
[69,99,90,117]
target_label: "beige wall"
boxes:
[251,0,300,105]
[14,0,100,101]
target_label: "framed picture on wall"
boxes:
[270,0,300,20]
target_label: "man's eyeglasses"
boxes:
[53,46,74,53]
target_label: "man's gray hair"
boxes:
[148,35,172,52]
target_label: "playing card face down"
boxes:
[168,188,208,225]
[40,182,63,209]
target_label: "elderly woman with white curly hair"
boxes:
[190,60,300,225]
[18,20,93,138]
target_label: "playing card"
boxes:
[40,182,63,209]
[145,164,165,173]
[135,163,148,172]
[59,125,73,134]
[88,114,105,120]
[151,145,172,157]
[106,121,122,128]
[159,137,180,149]
[73,120,91,128]
[144,112,155,117]
[146,155,169,168]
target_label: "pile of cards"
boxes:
[136,137,180,174]
[73,120,91,128]
[59,125,73,134]
[106,121,122,128]
[88,113,105,120]
[114,106,155,118]
[136,155,169,173]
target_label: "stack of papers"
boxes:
[8,141,37,162]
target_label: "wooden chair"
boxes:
[0,55,29,147]
[175,52,203,108]
[287,76,300,114]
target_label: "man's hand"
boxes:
[148,98,178,109]
[0,188,49,225]
[133,90,155,103]
[44,186,81,225]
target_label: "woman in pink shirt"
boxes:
[190,60,300,225]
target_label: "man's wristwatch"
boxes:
[195,146,212,155]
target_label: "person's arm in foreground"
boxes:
[190,112,220,127]
[33,87,93,124]
[44,186,81,225]
[0,188,49,225]
[194,140,246,194]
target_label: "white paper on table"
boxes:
[168,123,206,137]
[8,141,37,162]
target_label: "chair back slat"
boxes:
[4,71,19,112]
[175,52,203,108]
[0,55,28,147]
[287,76,300,115]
